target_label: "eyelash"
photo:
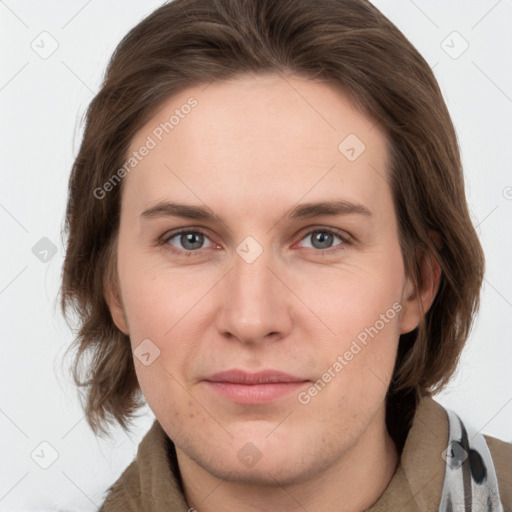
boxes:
[159,227,352,257]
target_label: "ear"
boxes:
[104,272,130,336]
[399,247,441,335]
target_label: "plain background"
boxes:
[1,1,511,510]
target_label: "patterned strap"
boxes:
[438,408,504,511]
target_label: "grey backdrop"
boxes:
[1,0,511,510]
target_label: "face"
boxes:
[108,74,426,485]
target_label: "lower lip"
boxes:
[204,381,308,404]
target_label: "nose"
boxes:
[214,245,293,345]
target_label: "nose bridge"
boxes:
[217,241,290,342]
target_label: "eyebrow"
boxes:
[140,199,372,223]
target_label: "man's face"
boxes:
[110,74,419,485]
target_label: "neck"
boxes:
[177,406,399,512]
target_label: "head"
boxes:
[60,0,484,484]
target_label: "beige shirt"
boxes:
[100,396,512,511]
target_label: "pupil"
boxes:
[182,232,203,250]
[313,232,332,249]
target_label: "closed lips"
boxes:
[204,370,310,384]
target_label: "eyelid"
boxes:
[161,227,215,251]
[294,225,353,244]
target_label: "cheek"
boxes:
[298,301,402,433]
[134,360,206,447]
[292,251,405,402]
[289,251,405,343]
[118,244,213,342]
[117,256,214,415]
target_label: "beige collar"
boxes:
[367,395,449,511]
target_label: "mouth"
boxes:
[203,369,310,404]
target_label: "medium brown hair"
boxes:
[60,0,485,442]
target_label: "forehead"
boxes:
[123,74,391,217]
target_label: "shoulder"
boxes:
[98,421,160,511]
[484,434,512,511]
[417,396,511,510]
[99,419,188,511]
[99,459,142,511]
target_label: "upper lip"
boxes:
[204,369,309,384]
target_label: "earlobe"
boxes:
[399,249,441,335]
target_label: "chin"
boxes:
[185,426,344,487]
[195,448,319,486]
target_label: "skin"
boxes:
[106,73,440,512]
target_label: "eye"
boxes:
[160,227,351,257]
[162,229,215,254]
[297,228,350,253]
